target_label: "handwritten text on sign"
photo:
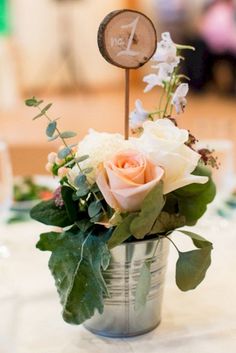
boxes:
[98,10,157,69]
[111,16,140,57]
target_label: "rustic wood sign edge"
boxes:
[97,9,157,70]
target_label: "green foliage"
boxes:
[174,166,216,225]
[76,155,89,163]
[175,230,213,291]
[48,134,59,142]
[46,121,57,137]
[83,167,93,174]
[108,213,137,249]
[60,131,77,139]
[74,174,87,188]
[25,97,39,107]
[37,231,64,252]
[88,201,102,218]
[58,147,71,159]
[179,230,212,248]
[37,229,111,325]
[41,103,53,114]
[176,247,212,291]
[149,212,186,235]
[30,199,72,227]
[61,186,79,223]
[130,183,165,239]
[135,261,151,311]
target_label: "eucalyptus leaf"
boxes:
[76,186,90,197]
[83,167,93,174]
[30,199,72,227]
[45,230,110,324]
[74,174,87,188]
[48,134,59,142]
[41,103,52,114]
[176,247,212,291]
[130,183,165,239]
[90,213,103,223]
[60,131,77,139]
[88,201,102,218]
[76,155,89,163]
[33,111,44,120]
[46,121,57,137]
[135,261,151,311]
[58,147,71,160]
[25,97,38,107]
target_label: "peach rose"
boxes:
[96,150,164,212]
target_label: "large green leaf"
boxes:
[42,229,110,324]
[36,231,64,252]
[108,213,137,249]
[130,183,165,239]
[30,199,72,227]
[179,230,212,249]
[174,166,216,225]
[135,261,151,311]
[176,246,212,291]
[149,212,186,235]
[61,186,78,222]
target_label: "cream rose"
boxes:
[96,150,164,212]
[134,119,208,194]
[70,129,132,184]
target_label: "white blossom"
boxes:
[130,100,149,129]
[171,83,189,114]
[152,32,180,68]
[134,119,208,194]
[143,62,173,92]
[70,130,132,184]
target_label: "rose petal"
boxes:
[96,165,119,210]
[111,166,164,212]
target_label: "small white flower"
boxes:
[130,100,148,129]
[134,119,208,194]
[143,63,173,92]
[171,83,189,114]
[143,74,163,92]
[152,32,180,68]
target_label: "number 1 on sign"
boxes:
[117,16,140,57]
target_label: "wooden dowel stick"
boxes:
[125,68,130,140]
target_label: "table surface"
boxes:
[1,206,236,353]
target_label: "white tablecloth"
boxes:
[1,211,236,353]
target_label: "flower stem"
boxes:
[166,236,180,254]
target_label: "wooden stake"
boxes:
[125,69,130,140]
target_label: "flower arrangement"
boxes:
[26,32,216,326]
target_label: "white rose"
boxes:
[70,130,132,184]
[134,119,208,194]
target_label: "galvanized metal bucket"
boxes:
[84,237,169,338]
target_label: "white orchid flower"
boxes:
[152,32,180,68]
[143,74,163,93]
[130,100,149,129]
[143,63,173,92]
[171,83,189,114]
